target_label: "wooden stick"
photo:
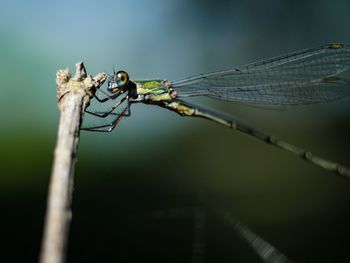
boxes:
[39,62,106,263]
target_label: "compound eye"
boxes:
[116,70,129,87]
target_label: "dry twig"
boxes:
[39,62,106,263]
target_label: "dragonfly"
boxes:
[82,43,350,177]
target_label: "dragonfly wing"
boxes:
[238,43,350,74]
[172,44,350,105]
[202,77,350,105]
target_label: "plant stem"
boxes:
[39,63,105,263]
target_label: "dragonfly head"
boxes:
[107,70,130,93]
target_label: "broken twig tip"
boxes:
[55,62,106,103]
[73,61,87,81]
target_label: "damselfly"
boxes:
[82,43,350,177]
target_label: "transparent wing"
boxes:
[172,44,350,105]
[187,77,350,105]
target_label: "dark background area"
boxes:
[0,0,350,262]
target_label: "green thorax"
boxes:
[135,80,172,102]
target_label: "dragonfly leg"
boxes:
[81,102,131,132]
[93,88,123,103]
[86,96,129,118]
[106,103,131,131]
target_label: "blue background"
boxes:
[1,0,350,262]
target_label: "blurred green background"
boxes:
[1,0,350,262]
